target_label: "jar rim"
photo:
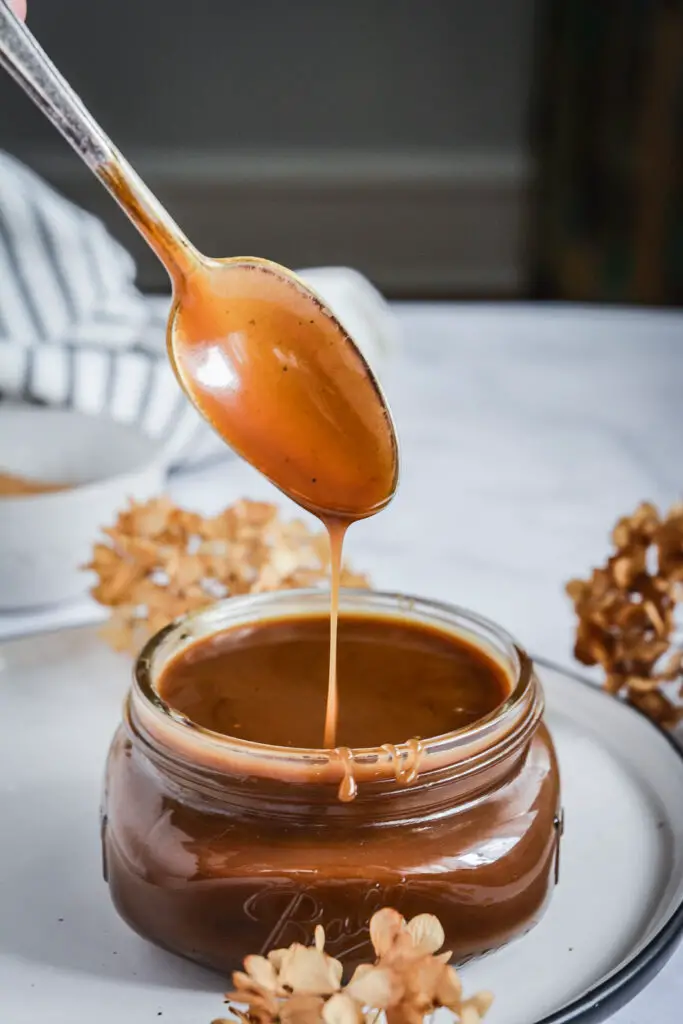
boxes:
[132,588,536,774]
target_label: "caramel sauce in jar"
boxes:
[102,590,561,974]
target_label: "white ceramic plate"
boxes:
[0,628,681,1024]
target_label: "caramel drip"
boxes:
[381,742,401,782]
[381,738,424,786]
[336,746,358,803]
[323,519,348,748]
[401,737,425,785]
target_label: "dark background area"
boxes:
[1,0,681,303]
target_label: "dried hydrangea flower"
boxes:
[361,909,491,1024]
[86,497,369,655]
[222,909,493,1024]
[567,501,683,726]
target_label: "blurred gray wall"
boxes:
[0,0,534,295]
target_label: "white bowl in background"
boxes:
[0,404,166,610]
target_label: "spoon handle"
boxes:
[0,1,200,284]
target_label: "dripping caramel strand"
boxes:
[336,746,357,802]
[381,739,425,786]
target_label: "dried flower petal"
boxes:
[87,497,370,655]
[267,948,289,971]
[314,925,326,953]
[346,966,400,1009]
[405,915,444,956]
[280,994,326,1024]
[459,1007,482,1024]
[433,964,463,1009]
[567,501,683,726]
[223,909,494,1024]
[322,993,363,1024]
[278,944,343,995]
[243,955,280,992]
[369,908,405,959]
[463,992,494,1017]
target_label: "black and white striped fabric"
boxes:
[0,151,397,470]
[0,151,206,467]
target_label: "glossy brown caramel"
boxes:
[157,614,510,748]
[102,611,561,975]
[168,263,397,522]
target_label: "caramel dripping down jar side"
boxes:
[101,589,562,974]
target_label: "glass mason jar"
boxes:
[102,589,562,974]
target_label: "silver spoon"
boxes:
[0,2,398,521]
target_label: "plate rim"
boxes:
[533,654,683,1024]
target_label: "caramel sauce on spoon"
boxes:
[166,259,398,749]
[0,11,398,755]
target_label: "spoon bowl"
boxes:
[168,256,398,519]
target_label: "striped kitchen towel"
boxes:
[0,151,397,469]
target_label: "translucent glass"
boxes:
[103,589,561,972]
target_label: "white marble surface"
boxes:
[2,301,683,1019]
